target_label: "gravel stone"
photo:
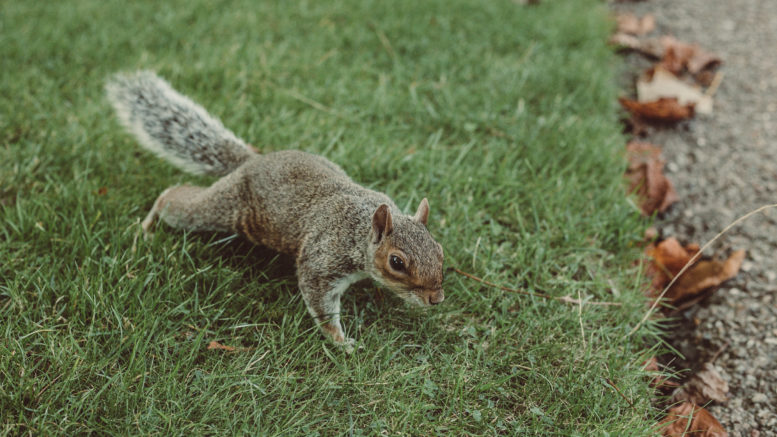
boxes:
[613,1,777,435]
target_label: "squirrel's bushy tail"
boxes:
[106,71,255,177]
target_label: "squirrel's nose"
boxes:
[428,289,445,305]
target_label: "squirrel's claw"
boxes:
[338,337,359,354]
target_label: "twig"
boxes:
[604,377,639,414]
[453,268,621,306]
[709,341,730,364]
[626,203,777,338]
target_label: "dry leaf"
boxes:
[694,70,717,87]
[638,67,713,115]
[645,237,699,294]
[207,341,236,351]
[659,402,728,437]
[616,13,656,36]
[647,237,696,285]
[644,357,659,372]
[610,33,664,58]
[610,33,721,82]
[622,112,650,137]
[646,238,745,304]
[660,36,722,75]
[672,363,729,404]
[626,142,678,215]
[643,357,680,389]
[620,97,695,122]
[687,52,722,76]
[97,187,108,196]
[666,250,745,302]
[660,38,696,75]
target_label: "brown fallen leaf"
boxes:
[610,33,664,58]
[610,33,721,83]
[638,67,713,115]
[672,362,729,405]
[666,250,745,303]
[659,402,728,437]
[616,12,656,36]
[660,36,722,75]
[660,38,696,76]
[620,97,695,122]
[646,237,698,289]
[644,356,659,372]
[694,70,717,87]
[207,340,236,351]
[643,357,679,389]
[626,142,678,215]
[645,238,745,304]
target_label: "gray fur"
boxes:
[106,71,255,176]
[109,72,445,352]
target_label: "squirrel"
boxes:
[105,71,445,352]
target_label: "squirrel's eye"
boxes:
[389,255,405,272]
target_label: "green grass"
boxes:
[1,0,661,434]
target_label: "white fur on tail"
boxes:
[106,71,254,177]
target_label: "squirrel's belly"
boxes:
[234,205,301,255]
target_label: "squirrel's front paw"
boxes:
[337,337,360,354]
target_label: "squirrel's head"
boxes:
[368,199,445,307]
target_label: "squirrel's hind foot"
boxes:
[140,186,174,240]
[141,208,158,240]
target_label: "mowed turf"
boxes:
[0,0,660,434]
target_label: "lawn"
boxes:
[1,0,660,434]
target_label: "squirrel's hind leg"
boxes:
[142,180,240,236]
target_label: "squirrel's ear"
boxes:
[372,204,393,243]
[413,198,429,226]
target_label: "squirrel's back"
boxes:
[106,71,256,176]
[232,150,395,253]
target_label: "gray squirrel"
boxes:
[106,71,445,352]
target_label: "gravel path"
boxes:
[613,1,777,435]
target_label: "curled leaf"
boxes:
[666,250,745,303]
[659,402,728,437]
[645,238,745,305]
[610,33,663,58]
[616,13,656,36]
[638,67,713,115]
[646,237,697,289]
[626,142,678,215]
[660,36,722,75]
[620,97,695,122]
[672,363,729,405]
[643,357,678,389]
